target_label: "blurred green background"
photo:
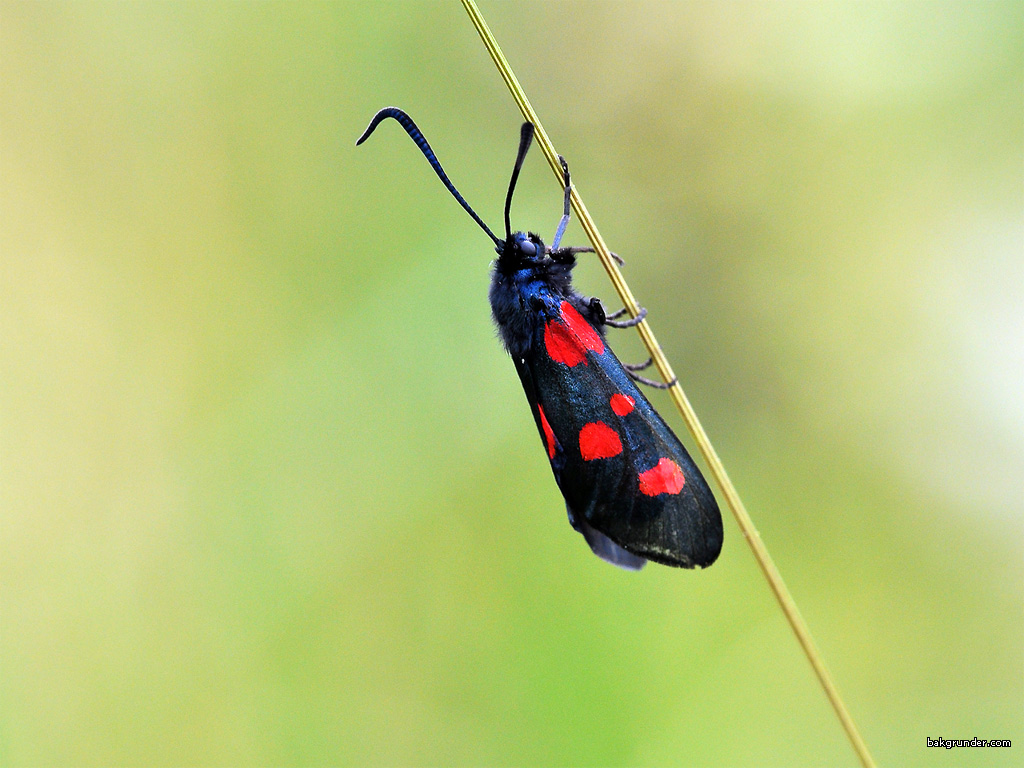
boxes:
[2,2,1022,766]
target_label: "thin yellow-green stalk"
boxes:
[459,1,877,766]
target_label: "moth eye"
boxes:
[519,240,537,256]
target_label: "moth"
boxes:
[358,108,722,570]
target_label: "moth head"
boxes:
[512,231,545,259]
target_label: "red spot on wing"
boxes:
[638,458,686,496]
[538,405,557,459]
[610,393,635,416]
[560,302,604,354]
[544,319,586,366]
[544,302,605,367]
[579,421,623,461]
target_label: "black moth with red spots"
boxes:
[358,108,722,570]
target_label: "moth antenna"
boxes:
[357,107,501,246]
[504,122,535,244]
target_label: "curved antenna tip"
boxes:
[355,106,404,146]
[504,122,536,242]
[357,107,501,246]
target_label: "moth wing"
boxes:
[516,301,722,569]
[566,504,647,570]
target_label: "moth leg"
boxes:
[551,156,571,249]
[623,357,653,371]
[604,305,647,328]
[627,368,678,389]
[586,296,606,326]
[624,358,677,388]
[545,152,626,264]
[548,245,625,266]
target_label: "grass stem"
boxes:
[460,2,877,766]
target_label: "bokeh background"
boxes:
[3,2,1022,766]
